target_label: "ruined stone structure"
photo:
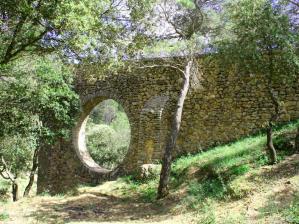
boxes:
[37,58,299,194]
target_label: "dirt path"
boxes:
[0,184,195,224]
[215,154,299,223]
[1,154,299,224]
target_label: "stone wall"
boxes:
[177,61,299,154]
[37,57,299,194]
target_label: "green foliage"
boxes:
[86,124,125,169]
[0,56,79,196]
[217,0,299,83]
[187,178,227,205]
[177,0,196,9]
[175,122,298,207]
[0,0,157,65]
[142,0,222,57]
[0,56,79,142]
[195,200,217,224]
[284,196,299,224]
[0,212,9,221]
[0,135,35,177]
[230,164,250,176]
[86,100,130,169]
[172,135,265,178]
[139,185,157,202]
[118,121,298,208]
[121,175,158,202]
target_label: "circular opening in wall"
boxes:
[84,99,131,170]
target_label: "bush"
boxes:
[273,132,296,154]
[86,100,131,170]
[0,212,9,221]
[86,124,128,169]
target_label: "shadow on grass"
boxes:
[25,191,179,224]
[170,143,260,189]
[256,179,299,223]
[171,128,298,197]
[253,153,299,182]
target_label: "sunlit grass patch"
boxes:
[120,120,299,210]
[0,211,9,221]
[85,120,299,217]
[284,194,299,224]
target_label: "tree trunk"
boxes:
[12,182,19,202]
[266,123,277,165]
[23,148,39,197]
[157,60,193,199]
[266,86,280,165]
[295,126,299,153]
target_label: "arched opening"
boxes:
[74,98,131,173]
[85,99,131,170]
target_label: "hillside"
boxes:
[0,123,299,224]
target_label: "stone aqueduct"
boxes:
[37,58,299,194]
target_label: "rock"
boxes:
[136,164,160,180]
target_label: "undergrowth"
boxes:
[284,194,299,224]
[0,212,9,221]
[120,120,299,209]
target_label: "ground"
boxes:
[1,124,299,224]
[0,155,298,224]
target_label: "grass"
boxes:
[0,173,38,203]
[0,121,298,224]
[0,212,9,221]
[119,120,299,209]
[120,175,159,202]
[284,195,299,224]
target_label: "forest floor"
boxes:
[1,123,299,224]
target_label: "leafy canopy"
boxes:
[217,0,299,82]
[0,56,79,180]
[0,0,156,65]
[0,56,79,141]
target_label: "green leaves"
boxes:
[0,55,79,184]
[217,0,299,82]
[86,99,131,169]
[0,0,160,67]
[0,54,79,156]
[177,0,196,9]
[0,135,36,176]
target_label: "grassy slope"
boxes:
[0,122,299,224]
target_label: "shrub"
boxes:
[0,212,9,221]
[86,100,131,170]
[86,124,128,169]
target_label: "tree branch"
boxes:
[2,28,49,64]
[288,0,299,8]
[0,156,15,183]
[1,15,27,64]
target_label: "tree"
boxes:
[216,0,299,164]
[135,0,222,198]
[0,0,157,65]
[157,57,194,198]
[86,100,131,169]
[0,135,36,201]
[0,0,161,198]
[0,56,79,200]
